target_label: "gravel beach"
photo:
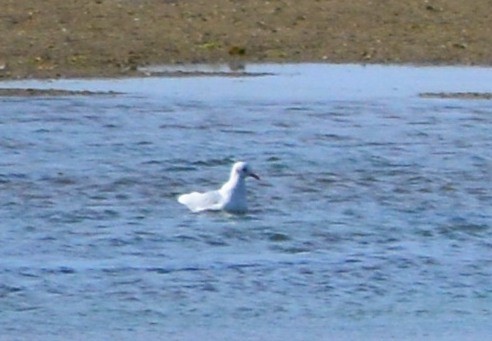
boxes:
[1,0,491,79]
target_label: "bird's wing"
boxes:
[178,190,223,212]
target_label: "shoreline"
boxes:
[1,60,492,82]
[1,53,490,81]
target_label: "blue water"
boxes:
[1,64,492,340]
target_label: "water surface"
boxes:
[1,64,492,340]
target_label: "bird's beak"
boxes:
[249,172,260,180]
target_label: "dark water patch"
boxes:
[190,157,236,167]
[219,128,255,135]
[41,266,77,275]
[438,218,490,238]
[285,106,312,112]
[420,92,492,100]
[164,165,198,172]
[39,174,79,186]
[45,208,121,224]
[0,88,121,97]
[267,232,291,242]
[0,284,23,297]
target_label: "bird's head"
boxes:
[232,161,260,180]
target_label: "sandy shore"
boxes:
[1,0,491,79]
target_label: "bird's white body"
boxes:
[178,161,259,214]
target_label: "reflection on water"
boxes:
[1,64,492,340]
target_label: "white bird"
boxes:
[178,161,260,213]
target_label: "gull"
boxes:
[178,161,260,213]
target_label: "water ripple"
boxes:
[1,65,492,339]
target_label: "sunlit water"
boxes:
[1,64,491,340]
